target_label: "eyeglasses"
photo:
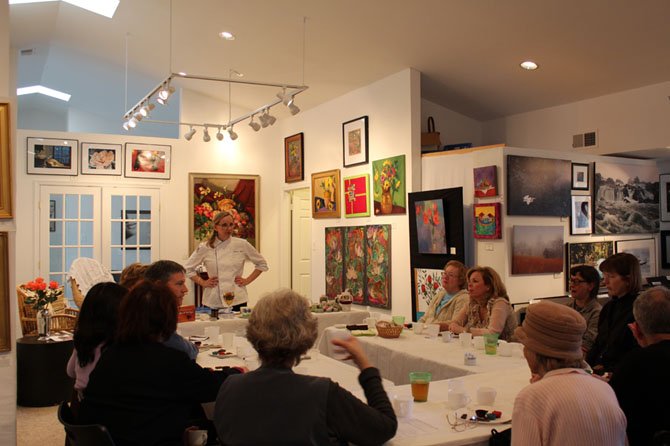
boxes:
[569,279,587,285]
[446,413,478,432]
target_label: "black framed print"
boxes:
[660,174,670,222]
[660,230,670,269]
[570,195,592,235]
[342,116,369,167]
[571,163,590,190]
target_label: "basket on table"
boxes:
[375,321,403,339]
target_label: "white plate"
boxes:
[209,351,236,359]
[455,407,511,425]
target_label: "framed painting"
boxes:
[372,155,406,215]
[413,268,444,321]
[594,162,659,234]
[512,226,564,275]
[571,163,590,190]
[473,202,502,239]
[344,174,370,218]
[325,227,345,298]
[660,174,670,222]
[414,199,448,254]
[570,195,592,235]
[0,104,11,218]
[312,169,341,218]
[366,224,391,309]
[566,241,614,291]
[342,116,368,167]
[27,137,78,176]
[80,142,122,175]
[0,232,9,352]
[473,165,497,197]
[125,143,171,179]
[616,238,657,278]
[660,230,670,269]
[284,132,304,183]
[344,226,366,303]
[507,155,571,216]
[189,173,260,253]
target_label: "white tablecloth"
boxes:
[320,327,527,385]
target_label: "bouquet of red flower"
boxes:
[23,277,63,311]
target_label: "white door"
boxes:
[291,188,311,297]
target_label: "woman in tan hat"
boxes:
[447,266,517,340]
[512,301,626,445]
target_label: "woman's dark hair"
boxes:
[570,264,600,300]
[73,282,127,367]
[116,280,177,343]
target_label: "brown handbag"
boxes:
[421,116,442,147]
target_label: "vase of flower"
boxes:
[37,307,51,340]
[380,187,393,214]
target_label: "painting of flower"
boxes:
[284,133,304,183]
[344,174,370,218]
[81,143,122,176]
[325,227,344,298]
[372,155,406,215]
[415,199,447,254]
[344,226,366,303]
[413,268,444,320]
[366,224,391,309]
[189,173,259,253]
[312,169,341,218]
[473,165,497,197]
[473,203,502,239]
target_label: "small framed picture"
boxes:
[473,202,502,239]
[80,143,122,175]
[311,169,341,218]
[571,162,589,190]
[660,174,670,222]
[616,238,657,278]
[124,143,171,179]
[27,137,78,175]
[570,195,592,235]
[284,132,304,183]
[660,230,670,269]
[343,174,370,218]
[342,116,369,167]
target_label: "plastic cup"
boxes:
[409,371,432,402]
[425,324,440,339]
[460,332,472,348]
[484,333,499,355]
[393,395,414,418]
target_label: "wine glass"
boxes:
[222,287,235,314]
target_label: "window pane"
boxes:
[139,249,151,264]
[111,247,123,271]
[65,194,78,219]
[51,194,63,219]
[50,248,63,272]
[112,195,123,219]
[65,222,78,245]
[125,222,138,245]
[139,222,151,245]
[65,248,78,272]
[81,221,93,245]
[111,221,122,245]
[125,196,137,214]
[125,248,137,265]
[81,195,94,219]
[50,221,63,245]
[139,196,151,217]
[80,247,93,258]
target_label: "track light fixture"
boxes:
[216,126,224,141]
[203,127,211,142]
[228,127,238,141]
[248,115,261,131]
[184,126,196,141]
[288,103,300,115]
[266,111,277,126]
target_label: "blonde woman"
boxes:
[184,211,268,309]
[448,266,517,340]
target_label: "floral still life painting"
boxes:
[413,268,444,320]
[325,227,344,298]
[189,173,259,253]
[344,174,370,218]
[312,169,341,218]
[372,155,406,215]
[366,225,391,309]
[284,133,304,183]
[415,199,447,254]
[473,165,497,197]
[473,203,502,239]
[344,226,366,303]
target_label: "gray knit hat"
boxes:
[514,301,586,360]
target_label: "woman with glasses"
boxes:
[567,265,602,355]
[586,252,642,376]
[185,211,268,309]
[418,260,470,330]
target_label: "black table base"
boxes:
[17,336,74,407]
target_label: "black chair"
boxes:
[57,401,116,446]
[654,430,670,446]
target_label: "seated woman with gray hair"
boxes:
[214,288,397,445]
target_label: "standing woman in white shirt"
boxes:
[185,211,268,309]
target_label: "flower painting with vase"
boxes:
[23,277,63,339]
[415,199,447,254]
[372,155,406,215]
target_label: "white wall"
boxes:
[483,81,670,154]
[421,99,484,148]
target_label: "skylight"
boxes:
[17,85,72,102]
[9,0,120,18]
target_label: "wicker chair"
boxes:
[17,285,80,336]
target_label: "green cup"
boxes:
[409,371,432,402]
[484,333,499,355]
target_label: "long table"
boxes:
[180,309,369,340]
[319,327,527,385]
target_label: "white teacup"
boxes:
[330,329,353,360]
[447,390,471,409]
[448,378,465,393]
[498,340,513,357]
[393,395,414,418]
[477,386,497,405]
[459,332,472,348]
[186,429,208,446]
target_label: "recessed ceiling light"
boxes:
[10,0,120,18]
[177,72,187,76]
[520,60,539,71]
[219,31,235,41]
[17,85,71,102]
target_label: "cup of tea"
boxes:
[409,371,432,402]
[483,333,499,355]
